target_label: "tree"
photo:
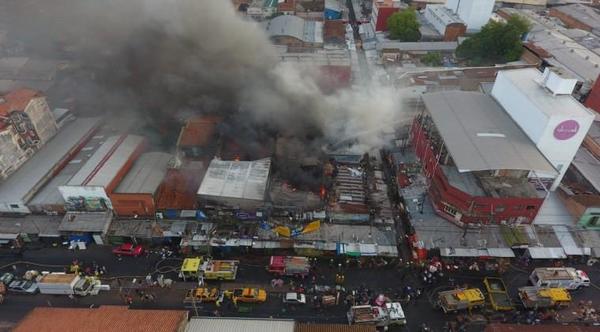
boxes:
[456,15,530,65]
[387,9,421,42]
[421,52,443,66]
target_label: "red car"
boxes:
[112,243,144,257]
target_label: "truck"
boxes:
[267,256,310,277]
[183,288,221,303]
[529,267,590,290]
[483,277,514,311]
[437,288,485,313]
[179,257,239,281]
[518,286,571,309]
[37,273,100,296]
[347,302,406,327]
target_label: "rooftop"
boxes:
[58,211,113,233]
[185,317,294,332]
[376,41,458,52]
[296,324,376,332]
[197,158,271,201]
[13,306,188,332]
[66,135,144,188]
[0,88,40,117]
[551,4,600,32]
[177,116,221,148]
[0,117,101,204]
[497,68,595,118]
[266,15,324,44]
[422,90,556,173]
[114,152,172,194]
[425,4,464,28]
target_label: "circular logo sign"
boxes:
[553,120,579,140]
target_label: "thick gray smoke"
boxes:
[3,0,409,187]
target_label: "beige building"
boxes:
[0,88,57,179]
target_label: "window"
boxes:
[9,204,19,209]
[589,216,600,227]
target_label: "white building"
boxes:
[445,0,494,32]
[491,68,596,191]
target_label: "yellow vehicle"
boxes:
[179,257,239,281]
[437,288,485,313]
[483,277,514,311]
[518,286,571,309]
[183,288,220,303]
[228,288,267,304]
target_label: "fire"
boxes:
[319,185,326,199]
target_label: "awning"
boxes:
[0,233,19,240]
[441,248,484,257]
[527,247,566,259]
[486,248,516,258]
[359,243,377,256]
[553,226,585,256]
[252,241,281,249]
[336,243,361,256]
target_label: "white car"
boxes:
[283,292,306,305]
[8,280,39,294]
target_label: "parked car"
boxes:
[8,280,39,294]
[230,288,267,303]
[112,243,144,257]
[0,273,14,285]
[283,292,306,305]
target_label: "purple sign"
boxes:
[553,120,579,140]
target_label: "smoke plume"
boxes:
[4,0,410,186]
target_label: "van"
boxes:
[529,267,590,290]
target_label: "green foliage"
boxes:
[456,15,531,65]
[421,52,443,66]
[387,9,421,42]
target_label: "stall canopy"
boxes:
[527,247,566,259]
[441,248,514,258]
[553,226,585,256]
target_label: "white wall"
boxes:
[450,0,494,31]
[58,185,113,210]
[491,71,549,143]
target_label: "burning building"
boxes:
[0,88,58,180]
[197,158,272,210]
[325,155,371,223]
[176,116,221,161]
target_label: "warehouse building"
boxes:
[423,5,466,41]
[110,152,172,217]
[265,15,324,49]
[0,117,101,215]
[197,158,271,210]
[58,135,145,212]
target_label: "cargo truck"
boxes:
[37,273,100,296]
[437,288,485,313]
[518,286,571,309]
[483,277,514,311]
[267,256,310,277]
[179,257,239,281]
[347,302,406,327]
[529,267,590,290]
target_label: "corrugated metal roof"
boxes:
[186,317,295,332]
[197,158,271,201]
[13,306,187,332]
[0,117,101,204]
[377,41,458,52]
[114,152,171,194]
[527,247,566,259]
[266,15,324,44]
[296,323,376,332]
[67,135,144,188]
[422,90,556,173]
[552,4,600,31]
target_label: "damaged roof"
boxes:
[197,158,271,201]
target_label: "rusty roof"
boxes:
[485,324,599,332]
[13,306,188,332]
[0,88,40,116]
[295,323,376,332]
[177,116,221,148]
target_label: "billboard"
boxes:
[58,186,113,212]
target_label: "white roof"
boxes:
[498,68,596,118]
[185,318,295,332]
[67,135,144,188]
[571,148,600,192]
[553,225,585,255]
[114,152,171,194]
[422,91,557,173]
[0,117,101,203]
[266,15,323,44]
[197,158,271,201]
[527,247,567,259]
[426,4,464,25]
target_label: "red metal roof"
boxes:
[485,324,599,332]
[13,306,188,332]
[178,116,221,148]
[156,166,205,210]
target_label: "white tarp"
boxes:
[527,247,566,259]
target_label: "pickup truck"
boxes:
[437,288,485,313]
[518,286,571,309]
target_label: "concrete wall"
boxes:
[25,97,58,144]
[443,23,466,41]
[447,0,494,31]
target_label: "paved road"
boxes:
[1,245,600,331]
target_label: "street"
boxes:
[1,245,599,331]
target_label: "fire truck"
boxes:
[267,256,310,277]
[179,257,239,281]
[437,288,485,313]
